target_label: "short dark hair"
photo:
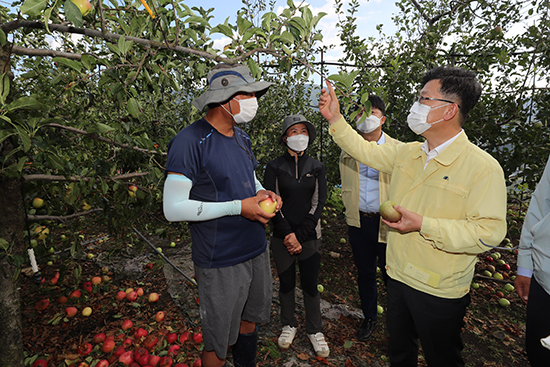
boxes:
[354,95,386,116]
[421,66,482,125]
[368,95,386,116]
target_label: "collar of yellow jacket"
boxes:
[412,131,469,167]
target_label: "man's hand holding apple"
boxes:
[240,190,282,225]
[381,205,423,233]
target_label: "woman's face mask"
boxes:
[286,134,309,152]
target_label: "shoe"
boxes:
[357,318,377,341]
[278,325,297,349]
[308,332,330,358]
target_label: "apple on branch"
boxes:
[70,0,92,16]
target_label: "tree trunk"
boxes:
[0,42,25,367]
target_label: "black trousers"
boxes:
[526,276,550,366]
[387,278,470,367]
[348,215,388,321]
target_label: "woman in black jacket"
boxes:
[263,114,328,358]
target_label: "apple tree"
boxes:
[0,0,326,364]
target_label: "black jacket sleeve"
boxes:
[295,164,327,243]
[263,160,293,238]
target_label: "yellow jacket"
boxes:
[330,116,507,299]
[339,133,400,243]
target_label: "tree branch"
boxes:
[27,208,104,222]
[23,172,149,182]
[42,122,166,156]
[12,45,83,60]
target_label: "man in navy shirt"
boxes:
[163,63,282,367]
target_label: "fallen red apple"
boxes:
[166,333,178,344]
[148,293,159,303]
[136,287,144,296]
[96,360,110,367]
[167,344,180,356]
[58,296,68,304]
[77,363,89,367]
[379,200,402,222]
[113,346,126,357]
[122,338,133,348]
[135,328,148,338]
[36,299,50,311]
[495,291,504,298]
[160,356,174,367]
[155,311,165,322]
[126,291,138,302]
[83,281,93,293]
[70,289,82,299]
[49,276,59,285]
[142,334,159,350]
[78,342,93,356]
[116,290,127,301]
[65,306,78,318]
[178,331,190,344]
[502,263,511,271]
[136,354,150,366]
[91,276,102,285]
[102,339,116,353]
[485,255,494,262]
[192,359,202,367]
[133,347,149,361]
[32,359,48,367]
[118,351,134,365]
[146,263,153,270]
[148,355,161,366]
[192,332,203,344]
[258,197,276,214]
[93,332,106,344]
[121,319,133,330]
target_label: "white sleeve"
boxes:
[254,171,265,193]
[163,174,241,222]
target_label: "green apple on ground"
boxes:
[493,272,504,280]
[504,283,515,292]
[471,282,480,289]
[258,198,277,214]
[482,270,492,277]
[377,305,384,314]
[70,0,92,16]
[498,298,510,307]
[379,200,402,222]
[170,242,176,247]
[339,238,346,244]
[317,284,324,293]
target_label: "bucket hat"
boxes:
[278,114,317,145]
[192,64,273,111]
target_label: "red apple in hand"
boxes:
[258,198,276,214]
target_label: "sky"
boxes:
[183,0,400,79]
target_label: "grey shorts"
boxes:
[194,247,272,359]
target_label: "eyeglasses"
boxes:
[417,95,461,109]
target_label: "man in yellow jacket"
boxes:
[339,95,399,342]
[320,66,507,366]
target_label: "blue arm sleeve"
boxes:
[163,174,242,222]
[254,171,265,192]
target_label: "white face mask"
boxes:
[286,134,309,152]
[221,97,258,124]
[356,114,381,133]
[407,101,447,135]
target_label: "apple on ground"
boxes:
[116,290,127,301]
[135,328,148,338]
[122,338,133,348]
[471,282,480,289]
[136,354,151,366]
[102,339,116,353]
[58,296,68,304]
[167,332,178,344]
[118,351,134,365]
[504,283,515,292]
[133,347,149,361]
[168,344,181,356]
[179,331,190,344]
[258,197,277,214]
[78,342,93,356]
[339,238,346,244]
[498,298,511,307]
[87,253,94,259]
[170,241,176,247]
[495,291,504,298]
[121,319,133,330]
[317,284,324,293]
[160,356,174,367]
[32,359,47,367]
[485,255,494,262]
[155,311,165,322]
[486,265,495,272]
[482,270,492,277]
[91,276,102,285]
[36,299,49,311]
[502,263,511,271]
[82,307,92,316]
[83,281,93,293]
[148,355,161,366]
[96,360,110,367]
[377,305,384,314]
[65,307,78,317]
[142,335,159,350]
[192,332,203,344]
[93,332,106,344]
[148,292,159,303]
[136,287,144,296]
[379,200,402,222]
[193,359,202,367]
[493,272,504,280]
[126,291,138,302]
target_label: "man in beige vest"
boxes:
[339,95,399,341]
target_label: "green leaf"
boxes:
[127,98,141,118]
[279,30,294,44]
[0,30,6,47]
[52,57,82,72]
[64,0,83,27]
[211,24,234,38]
[185,15,208,26]
[81,55,95,70]
[0,238,9,251]
[0,73,10,104]
[344,340,353,348]
[89,123,115,134]
[21,0,47,16]
[6,97,44,112]
[15,126,32,152]
[247,59,261,79]
[100,177,109,195]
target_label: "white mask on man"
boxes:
[406,101,447,135]
[286,134,309,152]
[221,97,258,124]
[356,114,382,133]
